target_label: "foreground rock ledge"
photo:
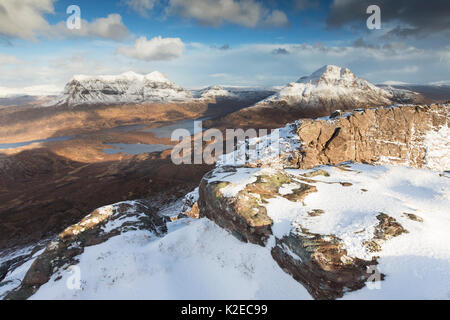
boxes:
[198,104,449,299]
[297,104,449,170]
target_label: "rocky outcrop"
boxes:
[297,104,449,170]
[198,166,401,299]
[5,200,169,300]
[271,232,379,300]
[197,101,450,299]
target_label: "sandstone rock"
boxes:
[404,213,424,223]
[5,200,168,300]
[198,167,316,246]
[296,104,449,170]
[198,166,380,299]
[364,213,409,252]
[271,230,379,300]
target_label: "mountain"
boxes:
[262,65,428,110]
[379,83,450,102]
[191,85,278,101]
[207,65,430,129]
[3,104,449,300]
[50,71,193,107]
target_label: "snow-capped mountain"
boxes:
[191,85,278,101]
[50,71,193,107]
[260,65,423,109]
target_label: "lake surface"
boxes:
[103,117,207,155]
[144,117,207,138]
[0,135,74,150]
[0,117,206,154]
[103,143,172,155]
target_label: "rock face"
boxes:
[51,71,193,107]
[198,166,413,299]
[297,104,449,170]
[192,85,277,102]
[5,200,168,300]
[197,104,450,299]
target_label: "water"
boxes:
[103,143,172,155]
[144,117,207,138]
[0,135,75,150]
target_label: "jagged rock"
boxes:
[271,230,379,300]
[185,202,200,219]
[404,213,423,223]
[198,167,316,246]
[364,213,409,252]
[198,166,382,299]
[307,209,325,217]
[5,200,168,300]
[297,104,449,170]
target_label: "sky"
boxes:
[0,0,449,92]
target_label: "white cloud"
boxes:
[0,0,129,41]
[0,0,55,40]
[167,0,289,27]
[53,14,130,41]
[126,0,157,16]
[117,36,185,61]
[1,41,449,90]
[263,10,289,27]
[0,54,21,65]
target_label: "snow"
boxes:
[50,71,193,107]
[0,247,45,299]
[218,121,301,167]
[424,125,450,171]
[257,65,401,108]
[23,162,450,300]
[201,162,450,299]
[29,218,311,300]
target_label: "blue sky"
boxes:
[0,0,449,91]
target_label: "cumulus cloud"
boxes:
[327,0,450,38]
[0,0,129,41]
[53,14,130,41]
[117,36,185,61]
[0,0,54,40]
[126,0,157,17]
[166,0,289,27]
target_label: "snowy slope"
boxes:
[50,71,193,107]
[258,65,417,109]
[8,162,447,300]
[27,209,311,300]
[191,85,278,101]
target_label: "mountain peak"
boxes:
[144,71,171,83]
[297,65,356,84]
[51,71,191,107]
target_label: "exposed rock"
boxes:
[364,213,409,252]
[404,213,424,223]
[297,104,449,170]
[5,200,168,300]
[198,166,382,299]
[302,169,330,178]
[307,209,325,217]
[271,230,379,300]
[198,167,317,246]
[185,202,200,219]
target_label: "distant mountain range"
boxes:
[206,65,436,129]
[1,66,449,110]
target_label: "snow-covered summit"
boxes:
[50,71,193,107]
[191,85,278,101]
[260,65,394,108]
